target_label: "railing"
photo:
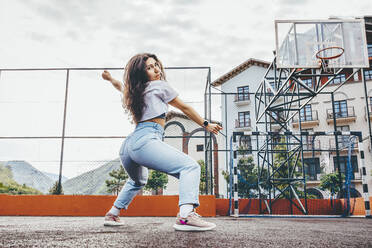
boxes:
[234,93,250,102]
[326,106,355,119]
[364,104,372,120]
[329,138,359,150]
[302,139,321,151]
[293,110,318,123]
[235,119,251,128]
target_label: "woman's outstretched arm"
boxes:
[169,97,222,135]
[102,70,123,92]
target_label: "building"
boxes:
[162,111,226,197]
[211,16,372,199]
[212,58,271,167]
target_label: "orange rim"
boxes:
[315,46,345,60]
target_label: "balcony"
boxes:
[292,110,319,128]
[234,94,250,106]
[329,138,359,153]
[364,104,372,121]
[268,112,286,130]
[302,140,321,156]
[235,119,252,131]
[326,107,356,125]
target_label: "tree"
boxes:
[222,155,269,198]
[319,172,345,198]
[272,139,303,199]
[106,166,128,195]
[144,170,168,195]
[197,160,207,194]
[49,181,64,195]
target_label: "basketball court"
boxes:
[0,216,371,247]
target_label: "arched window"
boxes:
[337,188,362,198]
[307,188,324,199]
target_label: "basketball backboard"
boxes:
[275,19,369,68]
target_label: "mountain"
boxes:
[62,158,122,195]
[2,160,55,193]
[42,171,69,183]
[0,162,13,185]
[0,164,43,194]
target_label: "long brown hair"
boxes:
[122,53,166,123]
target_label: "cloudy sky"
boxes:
[1,0,371,80]
[0,0,371,178]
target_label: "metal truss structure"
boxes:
[244,56,371,216]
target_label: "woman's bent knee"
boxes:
[186,161,201,173]
[128,178,147,188]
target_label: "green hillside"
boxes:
[0,164,42,195]
[0,162,13,185]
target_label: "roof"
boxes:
[211,58,270,87]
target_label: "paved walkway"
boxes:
[0,216,371,247]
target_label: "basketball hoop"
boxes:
[315,46,345,72]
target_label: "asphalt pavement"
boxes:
[0,216,371,247]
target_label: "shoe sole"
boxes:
[104,221,124,226]
[173,223,216,231]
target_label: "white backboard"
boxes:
[275,19,369,68]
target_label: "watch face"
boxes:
[203,121,209,127]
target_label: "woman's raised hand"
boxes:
[205,123,223,135]
[102,70,113,82]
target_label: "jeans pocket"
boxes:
[130,133,156,151]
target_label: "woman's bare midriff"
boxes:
[141,117,165,127]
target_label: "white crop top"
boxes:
[139,80,179,122]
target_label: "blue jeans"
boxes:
[113,122,200,209]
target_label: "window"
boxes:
[301,78,313,88]
[303,158,321,181]
[269,81,275,90]
[239,135,252,154]
[300,105,312,121]
[238,111,250,127]
[328,74,346,84]
[196,144,204,152]
[302,128,314,150]
[237,86,249,101]
[336,125,350,148]
[333,155,358,179]
[334,100,347,118]
[369,97,372,112]
[368,44,372,57]
[364,69,372,81]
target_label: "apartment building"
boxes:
[211,46,372,199]
[291,59,372,198]
[212,59,271,166]
[162,111,226,197]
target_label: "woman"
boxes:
[102,53,222,231]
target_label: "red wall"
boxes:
[0,195,370,216]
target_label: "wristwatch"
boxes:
[203,120,209,127]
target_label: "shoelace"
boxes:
[188,211,201,218]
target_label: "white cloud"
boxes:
[0,0,371,176]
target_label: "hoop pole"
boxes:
[356,134,371,217]
[232,133,239,217]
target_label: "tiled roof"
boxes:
[211,58,270,87]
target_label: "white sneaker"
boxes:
[173,212,216,231]
[103,213,124,226]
